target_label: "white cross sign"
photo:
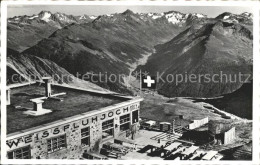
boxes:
[144,76,155,87]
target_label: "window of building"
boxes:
[47,134,66,153]
[81,127,90,147]
[102,119,114,139]
[120,114,130,131]
[120,114,130,124]
[7,145,31,159]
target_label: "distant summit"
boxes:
[215,12,253,25]
[8,10,92,28]
[122,9,135,15]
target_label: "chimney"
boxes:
[7,88,11,105]
[172,119,175,134]
[33,99,44,112]
[42,77,52,97]
[25,98,52,116]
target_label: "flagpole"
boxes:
[155,76,157,95]
[140,69,142,96]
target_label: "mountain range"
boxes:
[7,11,96,52]
[7,9,253,97]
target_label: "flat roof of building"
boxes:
[182,146,199,155]
[164,142,182,151]
[202,151,218,160]
[7,83,132,134]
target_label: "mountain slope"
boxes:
[7,48,109,92]
[7,9,208,94]
[7,22,58,52]
[22,10,191,76]
[9,10,201,52]
[193,81,252,119]
[136,19,252,97]
[7,10,253,97]
[215,12,253,25]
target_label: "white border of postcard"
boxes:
[1,0,260,164]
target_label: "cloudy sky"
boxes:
[7,5,253,18]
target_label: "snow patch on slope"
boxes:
[79,15,86,20]
[29,15,38,19]
[223,15,230,20]
[90,16,97,19]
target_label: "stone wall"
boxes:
[224,127,236,145]
[208,120,233,135]
[188,117,208,130]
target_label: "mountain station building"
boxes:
[6,78,143,159]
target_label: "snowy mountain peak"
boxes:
[38,11,52,22]
[165,12,186,24]
[143,11,207,25]
[53,12,77,23]
[38,10,52,15]
[8,10,82,27]
[146,12,164,19]
[241,12,253,18]
[190,13,206,18]
[216,12,253,25]
[89,15,97,20]
[79,15,87,20]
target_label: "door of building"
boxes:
[132,110,139,124]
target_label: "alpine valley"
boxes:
[7,9,253,106]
